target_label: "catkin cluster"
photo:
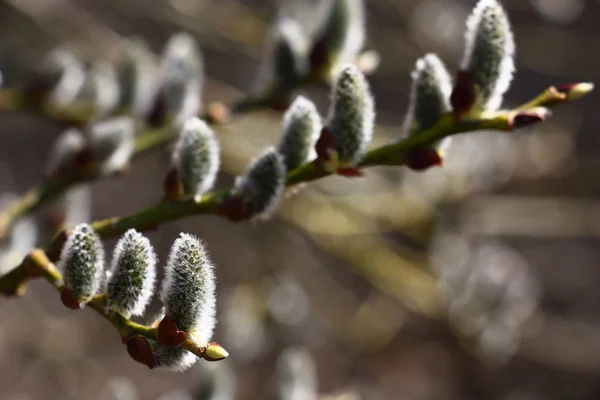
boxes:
[58,225,219,370]
[37,31,205,181]
[397,0,518,170]
[43,0,524,223]
[254,0,375,100]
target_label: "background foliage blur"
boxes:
[1,0,600,399]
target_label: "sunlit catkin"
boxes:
[309,0,366,81]
[278,96,321,172]
[171,118,220,197]
[161,233,216,344]
[324,64,374,167]
[106,229,157,317]
[403,53,452,135]
[58,223,105,304]
[88,116,135,175]
[158,33,204,124]
[231,148,286,220]
[255,17,307,95]
[461,0,515,111]
[117,38,160,118]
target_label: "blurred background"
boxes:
[1,0,600,399]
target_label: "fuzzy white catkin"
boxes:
[152,341,199,372]
[278,96,322,172]
[254,17,307,94]
[146,308,199,371]
[326,64,374,165]
[403,53,453,136]
[461,0,515,111]
[118,38,160,119]
[42,47,86,108]
[172,118,220,197]
[88,116,135,175]
[312,0,366,80]
[232,147,286,220]
[106,229,157,317]
[74,61,119,118]
[160,33,204,124]
[161,233,216,344]
[58,223,105,303]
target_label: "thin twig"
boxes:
[20,249,214,360]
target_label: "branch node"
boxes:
[217,195,249,223]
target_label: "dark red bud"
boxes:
[308,38,330,77]
[405,147,443,171]
[269,97,292,112]
[315,127,335,163]
[555,83,578,94]
[21,72,55,109]
[146,86,169,127]
[73,147,94,169]
[336,167,364,177]
[157,316,189,348]
[555,82,594,101]
[60,287,83,310]
[450,70,476,118]
[126,336,155,369]
[511,110,549,130]
[163,167,184,201]
[217,195,249,223]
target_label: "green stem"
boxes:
[515,86,565,111]
[94,113,512,237]
[93,190,226,239]
[133,124,179,153]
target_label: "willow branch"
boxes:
[17,249,219,360]
[0,83,590,295]
[0,83,582,295]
